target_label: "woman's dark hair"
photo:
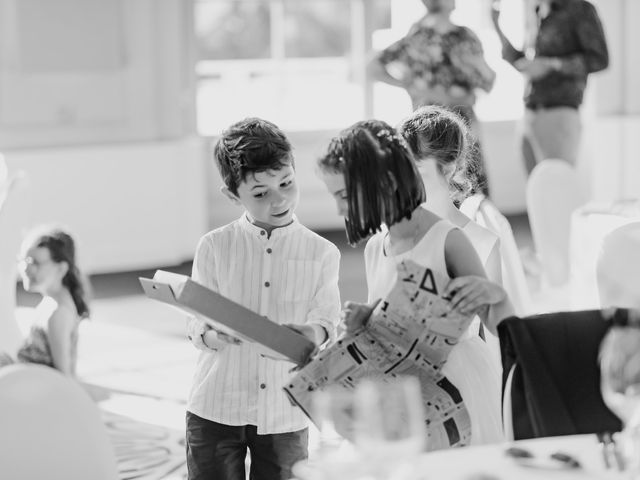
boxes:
[318,119,425,245]
[213,117,293,195]
[30,227,91,318]
[398,105,477,203]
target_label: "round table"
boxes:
[294,434,628,479]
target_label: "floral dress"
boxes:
[378,23,494,114]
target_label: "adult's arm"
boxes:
[367,50,408,89]
[490,4,525,67]
[548,1,609,77]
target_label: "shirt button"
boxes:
[264,281,270,287]
[260,383,266,389]
[266,248,272,254]
[260,230,266,236]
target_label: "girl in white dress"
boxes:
[398,105,503,364]
[318,119,512,446]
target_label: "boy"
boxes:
[185,117,341,480]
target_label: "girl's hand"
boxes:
[443,276,506,316]
[341,299,381,335]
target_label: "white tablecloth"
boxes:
[295,434,627,480]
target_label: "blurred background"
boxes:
[2,0,636,280]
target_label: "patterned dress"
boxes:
[378,21,495,196]
[378,23,495,113]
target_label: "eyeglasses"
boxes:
[17,256,54,268]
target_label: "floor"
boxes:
[15,214,535,439]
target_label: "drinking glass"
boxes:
[600,327,640,425]
[353,376,427,479]
[600,326,640,476]
[293,386,361,480]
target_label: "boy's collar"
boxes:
[239,213,301,238]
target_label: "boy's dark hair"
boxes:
[398,105,477,203]
[214,117,293,195]
[318,119,425,245]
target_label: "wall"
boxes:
[1,0,204,274]
[2,0,638,274]
[4,137,207,274]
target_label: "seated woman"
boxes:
[0,227,90,376]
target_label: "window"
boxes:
[370,0,527,123]
[195,0,390,135]
[194,0,525,135]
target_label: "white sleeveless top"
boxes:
[364,219,504,445]
[462,220,499,271]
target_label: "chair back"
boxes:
[0,364,118,480]
[498,310,622,440]
[0,170,31,356]
[526,159,586,286]
[460,193,532,316]
[597,221,640,309]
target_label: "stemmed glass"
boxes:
[293,386,360,480]
[600,325,640,475]
[353,376,427,479]
[600,327,640,424]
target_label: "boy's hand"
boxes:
[342,299,381,335]
[202,329,242,350]
[284,324,327,346]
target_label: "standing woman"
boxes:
[369,0,495,196]
[0,227,90,376]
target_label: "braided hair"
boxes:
[398,105,478,204]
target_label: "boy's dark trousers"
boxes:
[186,412,308,480]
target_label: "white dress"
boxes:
[364,219,504,446]
[462,220,503,369]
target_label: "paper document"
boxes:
[284,260,474,450]
[140,270,316,365]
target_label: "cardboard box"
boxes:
[139,270,315,365]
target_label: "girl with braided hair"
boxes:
[0,226,90,376]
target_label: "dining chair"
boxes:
[596,221,640,310]
[0,169,31,356]
[0,364,119,480]
[498,309,622,441]
[460,193,532,316]
[526,159,586,287]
